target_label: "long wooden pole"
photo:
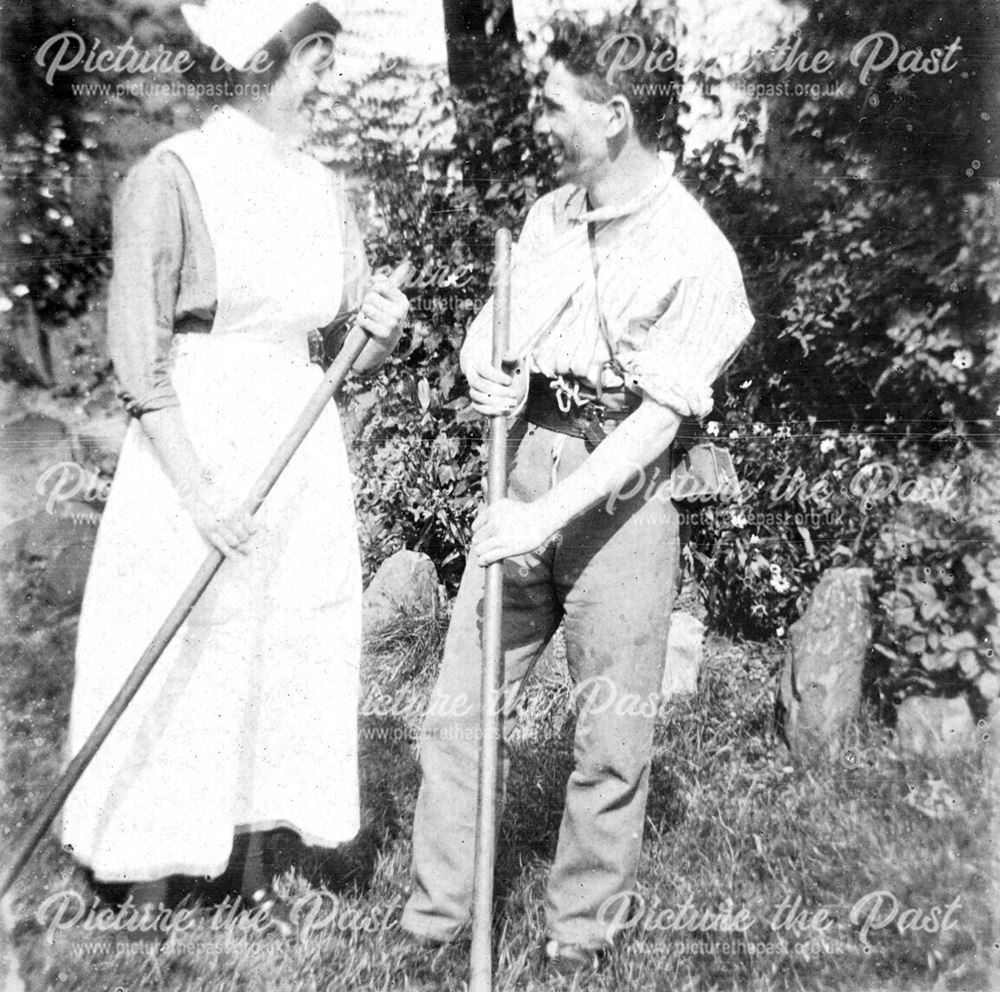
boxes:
[470,229,512,992]
[0,260,414,902]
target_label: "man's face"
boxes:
[534,62,612,187]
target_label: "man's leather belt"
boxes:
[523,373,640,440]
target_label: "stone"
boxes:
[40,538,98,611]
[362,549,439,634]
[661,612,705,699]
[72,407,128,479]
[777,567,874,755]
[0,413,74,531]
[0,508,100,614]
[896,695,977,757]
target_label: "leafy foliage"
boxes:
[328,41,550,586]
[2,0,994,699]
[686,423,896,640]
[871,448,1000,707]
[682,0,999,700]
[721,0,999,439]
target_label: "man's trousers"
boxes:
[401,420,679,949]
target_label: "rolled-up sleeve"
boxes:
[616,274,754,420]
[106,155,185,417]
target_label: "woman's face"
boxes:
[273,34,338,125]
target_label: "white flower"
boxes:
[61,215,74,228]
[749,534,760,545]
[706,421,720,436]
[770,574,791,593]
[729,430,740,439]
[731,512,748,529]
[740,379,752,389]
[776,626,785,638]
[951,349,973,370]
[859,445,874,461]
[0,297,12,313]
[18,232,32,244]
[46,208,60,221]
[820,438,836,454]
[12,284,29,297]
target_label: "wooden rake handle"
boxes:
[470,228,512,992]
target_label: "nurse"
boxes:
[60,0,408,918]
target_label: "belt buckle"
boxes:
[551,376,590,415]
[582,403,609,452]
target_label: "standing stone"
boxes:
[0,413,74,530]
[661,612,705,700]
[895,695,976,757]
[777,567,874,755]
[362,549,439,634]
[72,407,128,479]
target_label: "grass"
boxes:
[1,555,997,992]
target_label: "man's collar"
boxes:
[567,151,676,224]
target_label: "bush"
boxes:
[687,419,999,702]
[721,0,999,440]
[330,44,541,586]
[686,422,897,640]
[870,447,1000,707]
[677,0,998,705]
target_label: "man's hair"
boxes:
[545,12,681,150]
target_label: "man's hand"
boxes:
[471,497,559,566]
[466,359,526,417]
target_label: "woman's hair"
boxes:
[191,3,342,103]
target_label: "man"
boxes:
[400,15,754,978]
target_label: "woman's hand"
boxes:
[184,482,258,558]
[351,277,410,373]
[357,277,409,349]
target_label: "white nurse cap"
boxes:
[181,0,342,71]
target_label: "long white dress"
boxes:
[60,107,363,882]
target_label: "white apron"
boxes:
[61,107,363,881]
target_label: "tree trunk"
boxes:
[441,0,516,89]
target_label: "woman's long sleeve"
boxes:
[106,154,186,416]
[107,151,217,417]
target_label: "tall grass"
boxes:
[1,563,996,991]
